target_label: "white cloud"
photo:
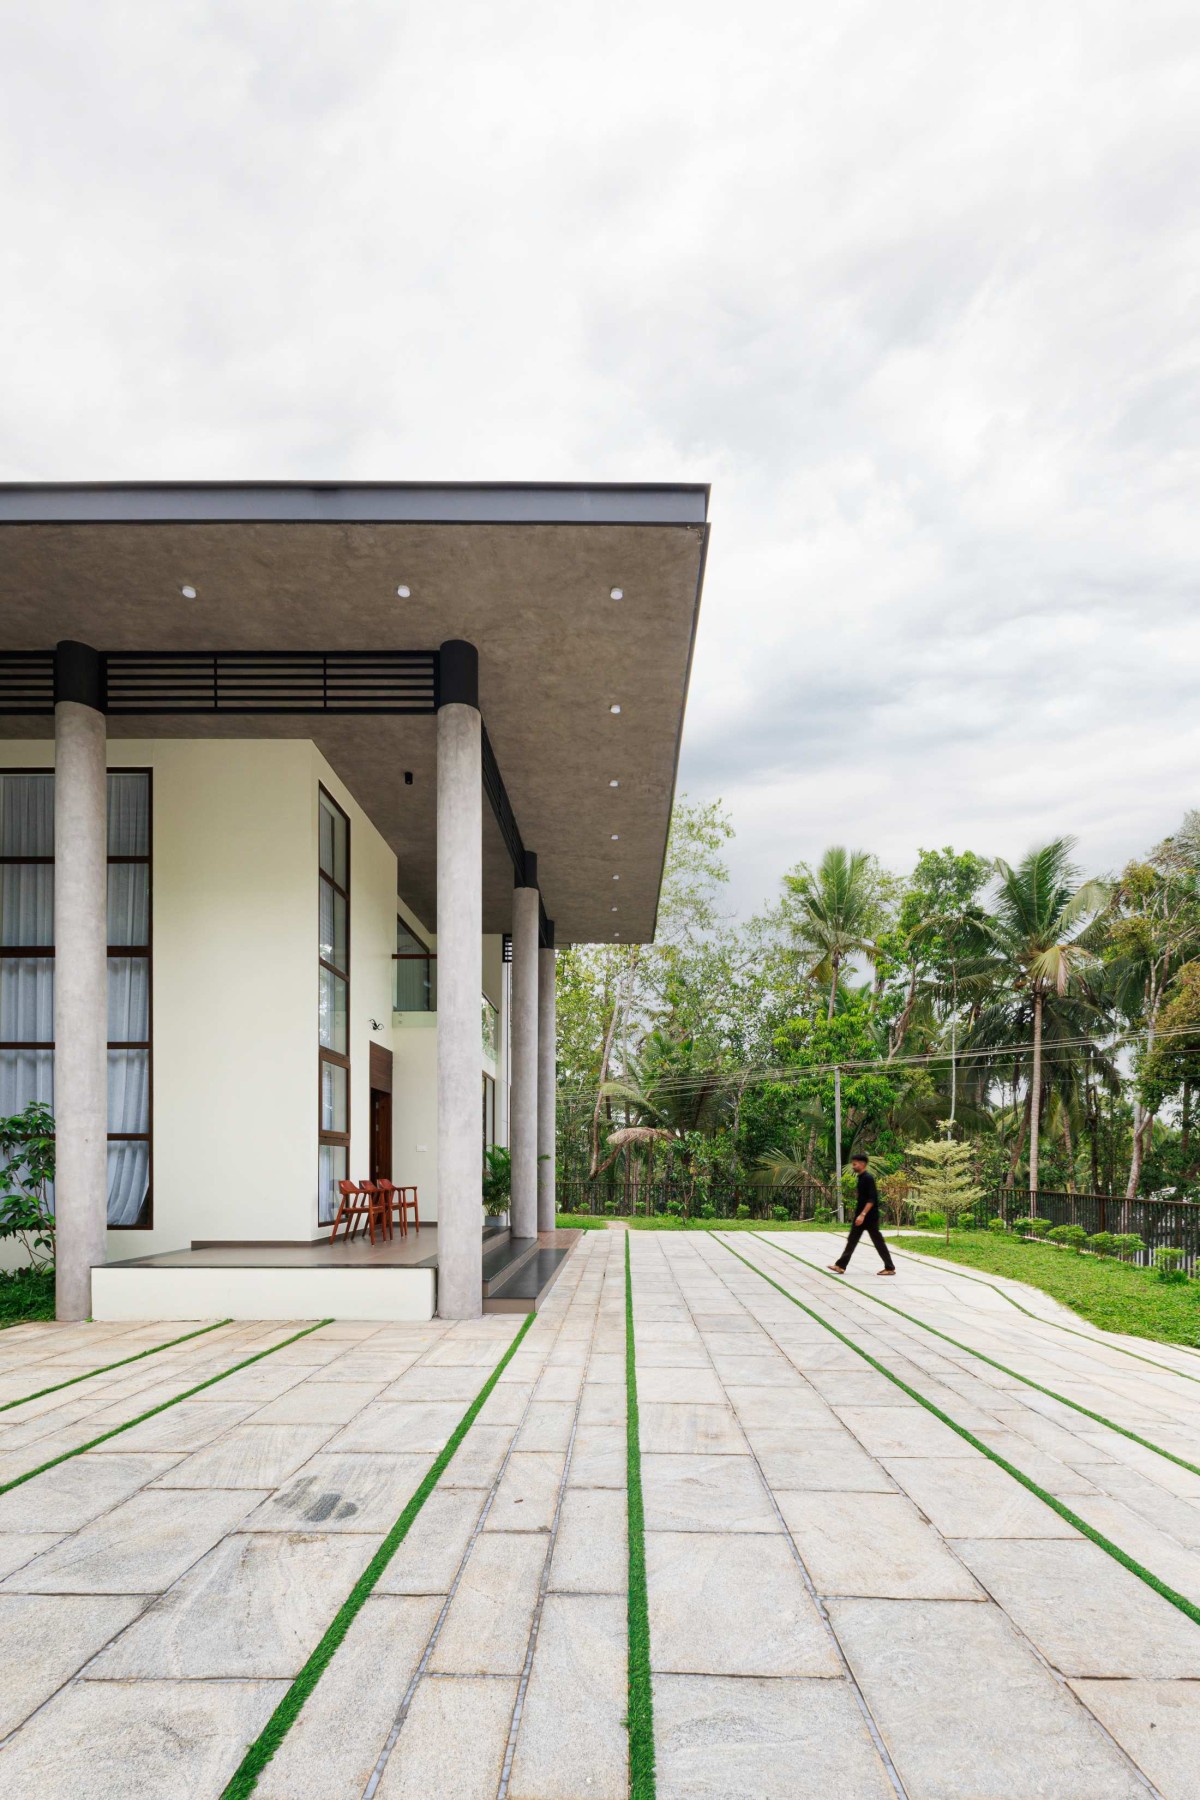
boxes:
[1,1,1198,916]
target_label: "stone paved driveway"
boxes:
[0,1230,1199,1798]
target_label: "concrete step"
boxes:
[481,1233,541,1296]
[484,1244,574,1314]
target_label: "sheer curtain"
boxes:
[0,771,152,1227]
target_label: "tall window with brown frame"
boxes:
[0,768,153,1227]
[318,787,350,1227]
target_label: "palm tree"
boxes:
[976,841,1107,1197]
[786,848,879,1020]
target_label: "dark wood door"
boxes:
[370,1088,393,1181]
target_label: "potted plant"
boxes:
[482,1144,511,1227]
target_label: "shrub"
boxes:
[988,1217,1009,1234]
[771,1204,790,1223]
[1086,1231,1118,1256]
[1028,1218,1051,1238]
[699,1202,717,1220]
[915,1211,946,1231]
[957,1213,974,1230]
[1012,1215,1036,1237]
[812,1205,834,1224]
[1154,1247,1188,1284]
[1113,1233,1146,1261]
[0,1101,56,1269]
[664,1193,685,1218]
[735,1203,751,1221]
[1048,1225,1087,1252]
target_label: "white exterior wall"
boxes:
[1,736,508,1260]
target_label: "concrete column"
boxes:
[436,641,483,1320]
[537,941,556,1233]
[53,643,109,1322]
[496,955,511,1148]
[509,864,539,1239]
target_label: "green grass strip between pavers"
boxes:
[0,1319,333,1496]
[751,1233,1200,1483]
[892,1243,1200,1381]
[221,1310,536,1800]
[624,1232,656,1800]
[0,1317,235,1414]
[709,1232,1200,1633]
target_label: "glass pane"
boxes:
[1,865,53,946]
[319,881,347,973]
[107,958,149,1042]
[319,967,348,1052]
[397,919,425,955]
[107,864,149,947]
[481,996,498,1060]
[319,794,348,887]
[107,1141,149,1227]
[395,955,434,1012]
[321,1059,348,1133]
[0,773,53,856]
[108,1049,150,1133]
[107,773,149,856]
[318,1142,348,1226]
[0,1046,53,1115]
[0,957,54,1042]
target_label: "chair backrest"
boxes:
[337,1179,358,1196]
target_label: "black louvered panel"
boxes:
[0,652,56,713]
[103,650,438,714]
[481,724,525,879]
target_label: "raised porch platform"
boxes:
[91,1224,578,1321]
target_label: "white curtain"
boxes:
[0,772,53,856]
[107,773,149,856]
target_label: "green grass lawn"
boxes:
[899,1233,1200,1350]
[0,1268,55,1327]
[556,1214,840,1233]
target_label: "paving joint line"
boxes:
[0,1318,236,1413]
[696,1236,1168,1800]
[498,1235,611,1799]
[646,1233,911,1800]
[708,1232,1200,1634]
[750,1233,1200,1484]
[359,1306,568,1800]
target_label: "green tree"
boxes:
[906,1132,984,1244]
[783,848,889,1020]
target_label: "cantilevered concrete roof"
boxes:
[0,483,709,943]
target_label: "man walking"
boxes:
[829,1152,895,1275]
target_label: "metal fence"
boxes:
[978,1188,1200,1276]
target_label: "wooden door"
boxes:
[370,1088,393,1182]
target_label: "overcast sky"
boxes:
[2,3,1197,917]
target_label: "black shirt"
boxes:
[856,1170,879,1218]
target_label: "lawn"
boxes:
[0,1267,55,1327]
[900,1232,1200,1350]
[555,1214,840,1233]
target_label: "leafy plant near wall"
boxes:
[905,1130,984,1245]
[482,1145,511,1218]
[0,1102,56,1269]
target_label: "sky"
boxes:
[2,2,1198,919]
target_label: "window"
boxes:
[394,918,436,1011]
[0,769,152,1228]
[482,1072,495,1160]
[318,788,349,1227]
[482,993,498,1061]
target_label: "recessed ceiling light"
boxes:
[608,779,619,788]
[609,704,621,714]
[611,834,619,841]
[396,584,411,598]
[180,584,197,599]
[613,874,620,880]
[609,587,623,600]
[611,905,618,912]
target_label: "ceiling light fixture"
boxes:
[609,704,621,714]
[180,584,197,599]
[611,834,619,841]
[609,587,623,600]
[612,874,620,880]
[611,905,618,912]
[396,584,411,598]
[609,779,619,788]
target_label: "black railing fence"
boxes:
[980,1188,1200,1276]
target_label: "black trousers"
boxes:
[835,1210,895,1271]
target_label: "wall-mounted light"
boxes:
[404,771,414,786]
[369,1018,384,1031]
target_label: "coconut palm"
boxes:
[973,841,1107,1196]
[785,847,881,1020]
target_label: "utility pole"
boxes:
[834,1066,844,1223]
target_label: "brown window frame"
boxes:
[318,785,350,1227]
[0,764,153,1230]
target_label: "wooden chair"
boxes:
[330,1179,368,1243]
[396,1185,421,1233]
[357,1180,392,1245]
[376,1178,405,1238]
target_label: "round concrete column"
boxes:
[435,687,484,1321]
[509,882,540,1239]
[53,684,109,1322]
[537,945,556,1232]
